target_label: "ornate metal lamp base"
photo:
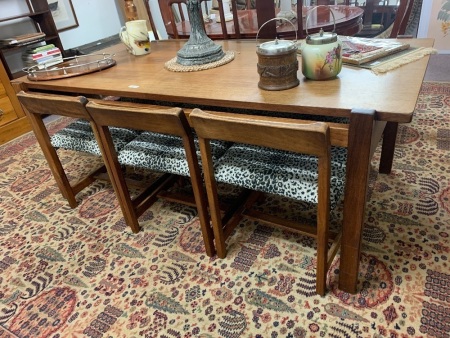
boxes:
[177,40,224,66]
[176,0,225,66]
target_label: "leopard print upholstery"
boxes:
[117,131,231,177]
[51,119,140,156]
[213,144,347,209]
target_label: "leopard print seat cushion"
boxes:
[51,119,140,156]
[213,144,347,209]
[117,131,231,177]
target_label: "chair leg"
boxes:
[213,223,227,259]
[94,125,141,233]
[316,200,328,296]
[379,121,398,174]
[27,113,79,208]
[184,140,216,257]
[201,157,228,258]
[316,156,331,296]
[316,231,328,296]
[110,164,142,233]
[190,173,216,257]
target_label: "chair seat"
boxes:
[117,131,232,176]
[213,143,347,208]
[51,119,140,156]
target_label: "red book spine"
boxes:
[32,48,61,60]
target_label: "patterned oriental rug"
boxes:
[0,81,449,338]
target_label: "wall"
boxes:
[59,0,124,49]
[0,1,125,48]
[0,0,126,72]
[417,0,450,54]
[0,1,35,39]
[58,0,178,46]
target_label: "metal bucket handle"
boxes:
[305,5,336,36]
[256,17,297,47]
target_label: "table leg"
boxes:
[338,109,375,294]
[379,121,398,174]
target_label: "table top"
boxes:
[14,38,433,123]
[167,6,364,39]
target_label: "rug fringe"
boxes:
[371,47,438,75]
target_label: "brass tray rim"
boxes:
[23,53,116,81]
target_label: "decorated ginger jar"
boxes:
[301,28,342,80]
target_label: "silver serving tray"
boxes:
[23,53,116,81]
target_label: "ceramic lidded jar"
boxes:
[256,18,299,91]
[301,7,342,80]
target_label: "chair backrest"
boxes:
[159,0,241,39]
[255,0,277,39]
[16,91,97,209]
[389,0,414,38]
[17,91,89,119]
[255,0,305,39]
[158,0,188,39]
[190,109,331,161]
[86,100,191,138]
[239,0,253,9]
[217,0,241,39]
[297,0,305,39]
[159,0,210,39]
[143,0,160,40]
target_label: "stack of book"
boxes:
[340,36,410,65]
[22,44,63,69]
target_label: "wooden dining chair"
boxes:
[158,0,188,39]
[158,0,241,39]
[85,101,232,257]
[389,0,417,38]
[190,109,347,295]
[142,0,161,40]
[16,91,140,208]
[372,0,418,39]
[236,0,254,9]
[217,0,241,39]
[159,0,213,39]
[255,0,305,39]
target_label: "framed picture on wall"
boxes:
[47,0,79,32]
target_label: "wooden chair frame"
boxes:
[217,0,241,39]
[16,91,106,209]
[256,0,306,39]
[143,0,161,40]
[86,100,215,257]
[159,0,206,39]
[190,109,343,295]
[159,0,241,39]
[390,0,415,38]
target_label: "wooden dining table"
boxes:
[12,38,433,294]
[166,5,364,39]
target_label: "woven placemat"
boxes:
[165,51,235,72]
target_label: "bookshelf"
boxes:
[0,0,64,79]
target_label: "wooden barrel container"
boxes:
[257,46,299,91]
[256,19,299,91]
